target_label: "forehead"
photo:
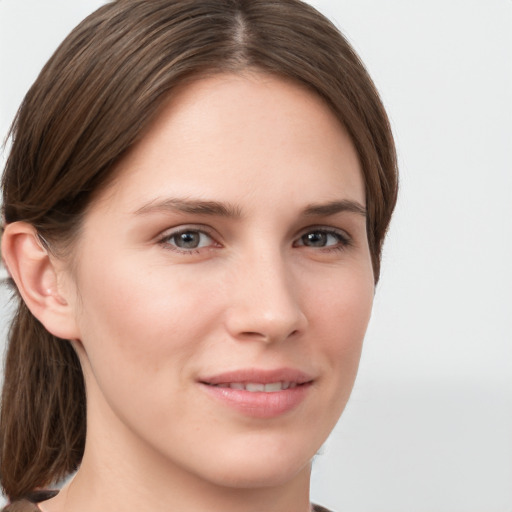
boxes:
[93,72,364,214]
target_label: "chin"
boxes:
[202,456,312,489]
[181,431,322,490]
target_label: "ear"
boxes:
[1,222,80,340]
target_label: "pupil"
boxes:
[304,232,326,247]
[176,232,200,248]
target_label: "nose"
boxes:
[224,250,308,344]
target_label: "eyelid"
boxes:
[293,225,352,248]
[157,224,221,253]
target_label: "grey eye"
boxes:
[301,231,329,247]
[164,230,213,250]
[174,231,202,249]
[300,231,343,247]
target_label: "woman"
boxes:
[0,1,398,511]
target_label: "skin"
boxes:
[5,73,375,512]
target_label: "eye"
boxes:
[295,228,350,250]
[159,228,216,252]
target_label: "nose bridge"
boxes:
[226,244,306,342]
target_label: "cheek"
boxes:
[307,264,374,401]
[309,259,373,340]
[71,259,227,442]
[73,257,221,381]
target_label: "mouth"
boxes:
[204,381,307,392]
[198,368,314,418]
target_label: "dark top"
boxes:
[2,491,334,512]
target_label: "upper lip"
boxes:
[199,368,314,385]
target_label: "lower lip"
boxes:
[200,383,312,419]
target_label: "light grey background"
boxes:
[1,1,511,511]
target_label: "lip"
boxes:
[198,368,314,419]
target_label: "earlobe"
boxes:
[1,222,80,340]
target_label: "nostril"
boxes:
[239,328,300,343]
[240,331,269,339]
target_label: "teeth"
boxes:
[211,381,300,392]
[263,382,283,392]
[245,383,265,392]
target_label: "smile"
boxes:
[199,369,314,418]
[207,381,302,392]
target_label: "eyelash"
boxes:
[158,227,219,255]
[157,226,352,254]
[293,228,352,252]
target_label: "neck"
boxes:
[43,452,312,512]
[41,383,313,512]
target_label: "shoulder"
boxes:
[2,491,58,512]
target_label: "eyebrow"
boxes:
[134,197,366,218]
[134,197,243,218]
[303,200,367,217]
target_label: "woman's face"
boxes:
[66,73,374,489]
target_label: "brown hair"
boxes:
[1,0,398,500]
